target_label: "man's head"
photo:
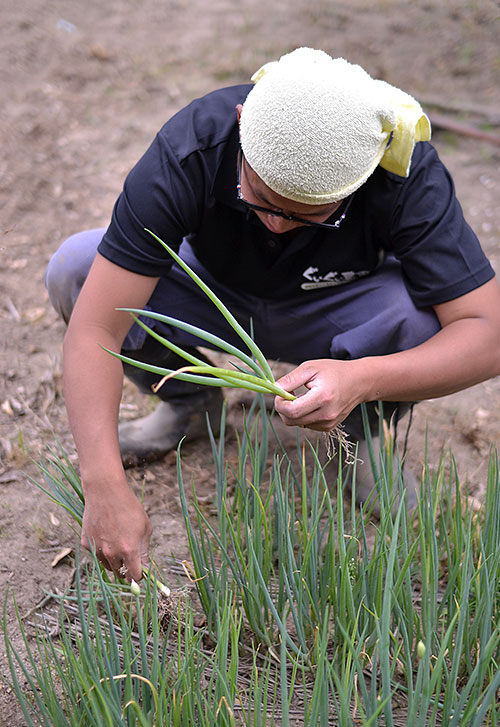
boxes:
[235,136,347,234]
[238,48,431,205]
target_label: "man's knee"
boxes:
[330,295,440,360]
[395,297,441,351]
[45,228,105,323]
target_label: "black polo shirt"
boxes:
[98,84,494,307]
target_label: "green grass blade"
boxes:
[145,229,276,381]
[103,347,230,388]
[118,309,267,379]
[159,364,294,399]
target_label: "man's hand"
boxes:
[274,359,366,431]
[274,279,500,432]
[81,480,152,582]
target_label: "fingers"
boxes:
[275,386,348,431]
[275,362,315,394]
[81,536,147,583]
[80,495,153,583]
[286,416,336,432]
[274,360,356,431]
[101,553,144,582]
[275,388,325,426]
[125,552,148,583]
[106,549,146,582]
[276,403,335,431]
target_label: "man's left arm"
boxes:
[274,278,500,431]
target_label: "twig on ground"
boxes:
[428,112,500,146]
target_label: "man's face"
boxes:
[240,156,343,234]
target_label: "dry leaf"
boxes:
[90,45,113,61]
[49,512,60,527]
[9,258,28,270]
[1,399,14,417]
[23,307,46,323]
[0,470,20,484]
[51,547,73,568]
[5,297,21,320]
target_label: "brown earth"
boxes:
[1,0,500,723]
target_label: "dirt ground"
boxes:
[1,0,500,722]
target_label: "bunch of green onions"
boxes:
[104,230,296,403]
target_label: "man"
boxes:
[45,48,500,582]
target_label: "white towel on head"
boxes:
[239,48,431,204]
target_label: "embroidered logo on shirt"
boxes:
[301,266,370,290]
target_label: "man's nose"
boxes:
[263,214,298,234]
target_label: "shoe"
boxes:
[119,388,224,467]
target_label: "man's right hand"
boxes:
[81,480,152,583]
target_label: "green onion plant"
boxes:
[104,230,295,403]
[4,401,500,724]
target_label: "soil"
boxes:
[1,0,499,723]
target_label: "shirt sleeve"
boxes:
[388,143,494,307]
[97,132,204,276]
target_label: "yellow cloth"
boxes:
[375,80,432,177]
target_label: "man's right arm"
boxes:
[63,253,160,581]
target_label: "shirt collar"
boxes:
[211,123,241,208]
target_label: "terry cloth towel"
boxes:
[239,48,431,204]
